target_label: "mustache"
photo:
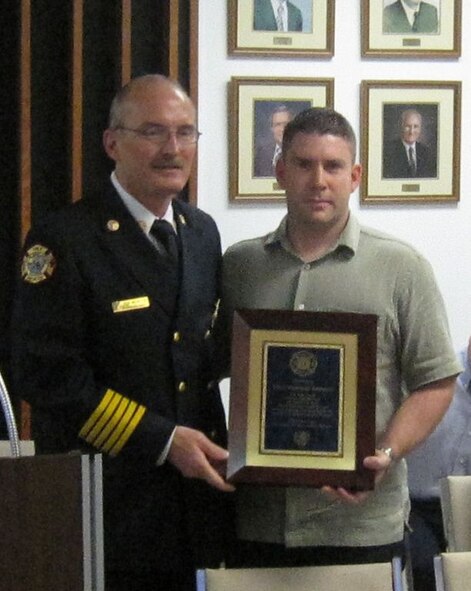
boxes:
[152,158,185,169]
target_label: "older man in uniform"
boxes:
[12,74,234,591]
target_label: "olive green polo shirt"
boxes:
[222,213,461,547]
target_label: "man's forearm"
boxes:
[379,375,457,459]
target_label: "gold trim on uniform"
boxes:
[213,298,220,320]
[21,244,57,284]
[112,296,150,313]
[101,400,138,452]
[110,406,146,456]
[107,219,120,231]
[79,388,146,456]
[173,331,181,342]
[210,298,220,329]
[178,214,187,226]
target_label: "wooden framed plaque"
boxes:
[227,309,377,490]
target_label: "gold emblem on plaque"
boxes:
[293,431,310,449]
[290,350,318,377]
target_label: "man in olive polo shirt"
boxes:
[219,107,460,568]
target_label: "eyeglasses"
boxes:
[114,124,201,146]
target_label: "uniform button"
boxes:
[303,263,310,271]
[173,331,181,343]
[178,381,187,393]
[209,429,217,440]
[204,329,211,339]
[107,219,120,232]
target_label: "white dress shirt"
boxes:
[270,0,287,31]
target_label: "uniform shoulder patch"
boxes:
[21,244,57,284]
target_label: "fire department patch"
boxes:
[21,244,57,284]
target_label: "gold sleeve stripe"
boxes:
[93,396,130,448]
[80,391,122,442]
[79,388,116,439]
[109,405,147,457]
[78,388,146,455]
[100,400,138,453]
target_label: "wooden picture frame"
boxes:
[228,0,335,57]
[361,0,462,58]
[360,80,461,204]
[229,76,334,202]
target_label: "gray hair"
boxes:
[108,74,190,129]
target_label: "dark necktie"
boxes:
[408,146,417,176]
[150,219,179,261]
[412,11,419,32]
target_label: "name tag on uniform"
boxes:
[112,296,150,313]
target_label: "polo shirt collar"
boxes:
[265,212,360,256]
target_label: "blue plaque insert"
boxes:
[263,344,342,454]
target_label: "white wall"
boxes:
[197,1,471,350]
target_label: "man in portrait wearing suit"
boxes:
[383,108,437,179]
[254,104,293,178]
[253,0,303,32]
[383,0,439,34]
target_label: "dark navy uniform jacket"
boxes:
[11,187,231,573]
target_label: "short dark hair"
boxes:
[281,107,357,161]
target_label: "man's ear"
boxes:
[275,156,286,188]
[103,129,118,161]
[351,163,362,192]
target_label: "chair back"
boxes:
[440,475,471,551]
[434,551,471,591]
[197,558,404,591]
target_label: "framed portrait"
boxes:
[227,0,335,57]
[229,77,334,202]
[360,80,461,204]
[361,0,462,58]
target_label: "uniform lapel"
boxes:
[173,199,204,300]
[92,187,179,317]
